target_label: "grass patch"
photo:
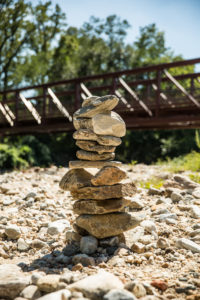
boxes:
[138,176,164,189]
[157,151,200,173]
[189,173,200,184]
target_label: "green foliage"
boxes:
[0,143,32,169]
[159,151,200,172]
[189,173,200,184]
[195,130,200,149]
[139,176,164,189]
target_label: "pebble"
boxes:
[20,284,41,299]
[176,238,200,253]
[37,274,60,292]
[47,219,70,235]
[5,225,21,239]
[104,288,136,300]
[80,236,98,254]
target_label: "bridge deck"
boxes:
[0,58,200,134]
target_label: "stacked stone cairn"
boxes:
[59,95,142,240]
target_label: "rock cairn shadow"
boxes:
[59,95,143,242]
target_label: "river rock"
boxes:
[36,289,71,300]
[73,198,130,215]
[80,235,98,254]
[74,95,119,118]
[193,188,200,199]
[104,289,136,300]
[76,140,116,154]
[0,264,29,299]
[59,168,92,191]
[37,274,60,292]
[68,270,123,300]
[91,166,127,186]
[92,111,126,137]
[76,212,142,238]
[71,182,136,200]
[82,95,100,107]
[73,117,93,130]
[97,135,122,146]
[20,285,41,299]
[73,129,98,141]
[176,238,200,253]
[47,219,70,235]
[69,160,122,169]
[190,205,200,218]
[173,174,198,189]
[77,150,115,161]
[5,225,21,239]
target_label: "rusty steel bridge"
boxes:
[0,57,200,135]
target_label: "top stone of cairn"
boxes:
[74,95,119,118]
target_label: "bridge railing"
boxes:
[0,57,200,131]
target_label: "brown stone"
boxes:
[73,95,119,118]
[97,135,122,146]
[76,150,115,161]
[73,117,93,130]
[73,129,98,141]
[91,166,127,186]
[76,140,116,154]
[59,168,92,191]
[71,182,136,200]
[82,96,99,107]
[76,212,143,238]
[69,160,122,169]
[73,198,130,215]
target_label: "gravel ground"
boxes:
[0,164,200,300]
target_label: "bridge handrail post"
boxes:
[42,86,47,120]
[111,77,118,94]
[75,82,81,110]
[155,70,162,117]
[190,78,194,96]
[15,91,19,125]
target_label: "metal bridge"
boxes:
[0,57,200,135]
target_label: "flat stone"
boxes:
[69,160,122,169]
[68,270,123,300]
[71,182,136,200]
[72,254,95,266]
[73,198,130,215]
[73,117,93,130]
[59,168,92,191]
[5,225,21,239]
[0,264,29,299]
[193,188,200,199]
[80,235,98,254]
[76,212,143,238]
[82,95,100,107]
[91,166,127,186]
[36,289,71,300]
[190,205,200,218]
[74,95,119,118]
[76,140,116,154]
[104,289,136,300]
[92,111,126,137]
[176,238,200,253]
[73,129,98,141]
[173,175,198,189]
[37,274,60,292]
[73,129,122,146]
[77,150,115,161]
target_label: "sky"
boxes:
[49,0,200,60]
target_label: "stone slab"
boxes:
[91,166,127,186]
[76,150,115,161]
[59,168,92,191]
[69,160,122,169]
[76,140,116,154]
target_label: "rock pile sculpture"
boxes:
[59,95,142,239]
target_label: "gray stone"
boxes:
[69,160,122,169]
[82,96,100,107]
[31,239,47,249]
[68,270,123,300]
[5,225,21,239]
[176,238,200,253]
[76,212,143,238]
[80,236,98,254]
[104,289,136,300]
[174,174,198,189]
[74,95,119,118]
[76,150,115,161]
[0,264,29,299]
[73,117,93,130]
[193,188,200,199]
[171,191,183,202]
[92,111,126,137]
[20,285,41,299]
[47,219,70,236]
